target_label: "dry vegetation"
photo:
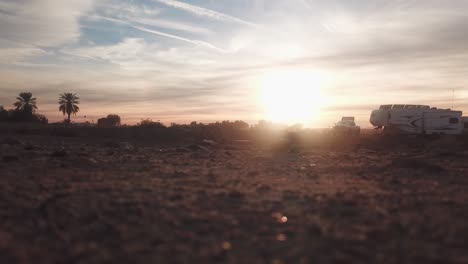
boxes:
[1,124,468,263]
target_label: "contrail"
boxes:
[132,26,227,52]
[95,16,227,52]
[153,0,258,28]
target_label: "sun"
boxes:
[259,68,326,125]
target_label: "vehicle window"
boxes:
[392,104,404,109]
[342,117,354,121]
[449,118,459,124]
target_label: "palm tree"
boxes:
[59,93,80,122]
[13,92,37,114]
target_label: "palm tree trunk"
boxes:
[67,113,71,122]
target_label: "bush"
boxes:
[6,109,48,124]
[34,114,48,124]
[137,119,166,128]
[97,114,121,127]
[0,106,8,122]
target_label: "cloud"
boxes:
[216,2,468,74]
[153,0,258,27]
[2,0,468,126]
[0,66,252,124]
[0,46,45,64]
[0,0,95,63]
[132,26,225,52]
[65,38,150,64]
[94,16,225,52]
[130,17,213,35]
[96,1,213,35]
[0,0,95,46]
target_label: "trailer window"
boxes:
[379,105,392,110]
[449,118,459,124]
[404,105,417,109]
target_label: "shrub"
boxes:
[97,114,121,127]
[137,119,166,128]
[0,106,7,122]
[7,109,48,124]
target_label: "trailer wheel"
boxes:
[383,126,398,136]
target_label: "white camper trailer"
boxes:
[370,104,464,135]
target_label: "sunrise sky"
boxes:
[1,0,468,127]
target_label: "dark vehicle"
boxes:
[333,117,360,136]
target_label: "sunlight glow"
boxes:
[259,68,327,125]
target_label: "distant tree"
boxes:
[6,108,48,124]
[0,106,8,122]
[97,117,108,127]
[255,120,272,129]
[13,92,37,115]
[34,114,48,124]
[233,120,249,130]
[97,114,121,127]
[106,114,121,126]
[288,123,303,131]
[58,93,80,123]
[137,118,166,128]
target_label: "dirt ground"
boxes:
[1,133,468,264]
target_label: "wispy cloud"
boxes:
[0,0,95,46]
[0,46,45,64]
[153,0,258,27]
[131,17,213,35]
[2,0,468,126]
[0,0,95,63]
[132,26,226,52]
[96,1,213,35]
[94,15,226,52]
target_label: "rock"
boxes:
[256,185,272,193]
[200,139,217,146]
[227,191,244,200]
[24,144,36,150]
[2,155,19,162]
[247,171,260,177]
[426,136,460,151]
[234,139,251,144]
[120,142,133,150]
[103,141,120,148]
[173,171,189,178]
[103,141,134,150]
[2,138,22,146]
[50,150,67,158]
[176,147,189,153]
[87,158,98,164]
[186,144,209,151]
[391,157,445,173]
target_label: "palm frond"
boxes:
[58,92,80,119]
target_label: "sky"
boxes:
[1,0,468,127]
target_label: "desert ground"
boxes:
[1,128,468,264]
